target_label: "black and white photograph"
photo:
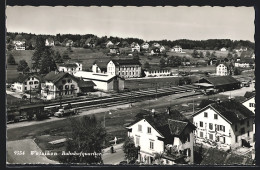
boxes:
[5,5,255,165]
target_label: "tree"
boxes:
[205,51,211,58]
[17,60,30,73]
[54,51,63,63]
[159,58,166,68]
[58,115,106,164]
[133,54,140,61]
[123,137,139,163]
[31,36,45,72]
[199,51,204,58]
[39,50,57,74]
[7,54,16,65]
[192,50,199,58]
[143,61,150,69]
[234,67,242,75]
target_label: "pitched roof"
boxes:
[94,60,109,70]
[43,71,78,84]
[111,59,142,66]
[74,71,123,82]
[58,63,78,68]
[244,91,255,99]
[199,76,240,86]
[15,74,43,83]
[193,100,254,124]
[78,80,96,88]
[168,119,189,136]
[46,37,54,42]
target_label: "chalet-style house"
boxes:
[85,38,96,48]
[65,40,73,47]
[109,45,120,54]
[242,91,255,114]
[150,47,160,55]
[106,41,114,48]
[57,62,82,75]
[141,42,150,50]
[216,63,230,76]
[126,108,196,164]
[160,46,166,53]
[194,76,241,92]
[107,59,142,78]
[74,71,124,92]
[45,38,55,46]
[92,61,109,74]
[171,45,182,53]
[192,99,254,149]
[11,74,42,93]
[41,71,83,100]
[131,42,141,52]
[220,47,227,52]
[13,40,26,50]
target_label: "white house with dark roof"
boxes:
[126,108,196,165]
[220,47,227,52]
[192,99,255,149]
[242,92,255,114]
[41,71,81,100]
[45,38,55,46]
[171,46,182,53]
[141,42,150,50]
[57,62,82,75]
[216,63,229,76]
[131,42,140,52]
[13,40,26,50]
[107,59,142,78]
[74,71,124,92]
[11,74,42,93]
[92,61,109,74]
[160,46,166,53]
[106,41,114,48]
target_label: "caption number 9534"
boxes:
[14,151,25,155]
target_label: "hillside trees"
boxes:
[192,50,199,58]
[7,54,16,65]
[17,60,30,73]
[58,115,106,164]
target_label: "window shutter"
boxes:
[223,126,225,132]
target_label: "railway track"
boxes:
[44,85,199,111]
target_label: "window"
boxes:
[200,131,203,138]
[29,82,33,85]
[204,112,208,117]
[247,120,250,127]
[249,103,255,107]
[248,131,250,137]
[71,85,75,89]
[214,114,218,119]
[25,87,27,91]
[136,136,140,146]
[138,125,142,132]
[68,79,72,83]
[149,141,154,150]
[235,136,238,143]
[200,121,203,127]
[34,81,38,84]
[32,77,34,80]
[223,137,225,144]
[235,124,238,131]
[209,123,213,130]
[187,135,190,142]
[24,82,27,85]
[187,149,191,157]
[209,134,213,140]
[147,127,151,134]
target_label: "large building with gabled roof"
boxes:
[11,74,43,93]
[126,108,196,164]
[192,99,255,149]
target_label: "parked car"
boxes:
[54,105,77,118]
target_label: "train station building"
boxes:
[194,76,241,92]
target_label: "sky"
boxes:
[6,6,255,42]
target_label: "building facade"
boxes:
[41,72,80,100]
[144,68,171,77]
[45,38,55,46]
[131,42,141,52]
[107,59,142,78]
[171,46,182,53]
[58,62,82,75]
[216,63,229,76]
[13,41,26,50]
[11,74,41,93]
[192,100,254,149]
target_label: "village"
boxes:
[5,5,256,166]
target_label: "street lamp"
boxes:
[104,111,112,128]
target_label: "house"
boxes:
[242,91,255,114]
[109,45,120,54]
[234,47,248,52]
[144,67,171,77]
[92,61,109,74]
[216,63,229,76]
[160,46,166,53]
[11,74,42,93]
[234,58,254,68]
[152,43,161,48]
[194,76,241,92]
[150,47,160,55]
[77,79,96,94]
[171,46,182,53]
[41,71,82,100]
[192,99,254,149]
[141,42,150,50]
[220,47,227,52]
[13,40,26,50]
[45,38,55,46]
[57,62,82,75]
[131,42,140,52]
[74,71,124,92]
[107,59,142,78]
[65,40,73,47]
[126,108,196,164]
[208,58,218,65]
[106,41,114,48]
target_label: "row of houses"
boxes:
[127,92,255,164]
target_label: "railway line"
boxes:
[44,85,199,111]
